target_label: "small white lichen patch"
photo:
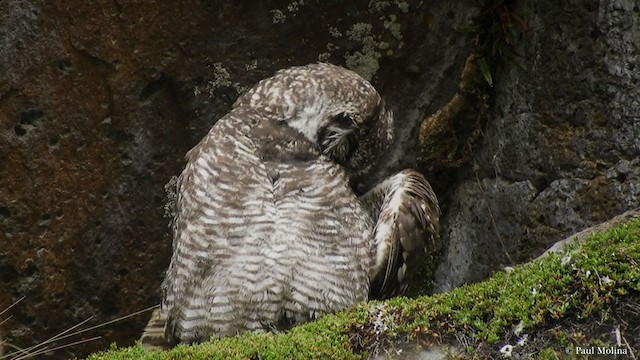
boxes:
[287,1,301,13]
[271,9,286,23]
[601,275,614,285]
[372,303,389,335]
[346,23,374,42]
[368,0,391,12]
[317,52,331,62]
[271,1,305,23]
[164,175,179,221]
[211,63,232,88]
[369,0,409,13]
[516,334,528,346]
[328,26,342,38]
[513,320,524,336]
[368,302,394,358]
[195,62,249,98]
[383,14,403,42]
[394,0,409,13]
[244,59,258,72]
[499,344,513,358]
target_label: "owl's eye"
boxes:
[318,113,359,164]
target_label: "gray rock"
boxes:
[536,207,640,259]
[434,0,640,292]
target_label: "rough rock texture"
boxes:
[537,207,640,259]
[0,1,475,358]
[434,0,640,292]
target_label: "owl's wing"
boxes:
[138,120,222,348]
[151,113,260,345]
[360,169,441,299]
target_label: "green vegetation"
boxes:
[89,218,640,359]
[473,0,528,86]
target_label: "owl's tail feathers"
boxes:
[140,308,172,350]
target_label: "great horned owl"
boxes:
[141,63,440,348]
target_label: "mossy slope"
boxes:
[88,218,640,359]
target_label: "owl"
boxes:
[141,63,441,348]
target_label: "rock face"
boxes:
[0,1,474,358]
[434,0,640,292]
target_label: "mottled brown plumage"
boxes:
[141,63,440,348]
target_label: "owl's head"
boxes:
[234,63,394,180]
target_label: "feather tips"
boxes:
[364,169,441,299]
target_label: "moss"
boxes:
[418,53,489,171]
[419,1,528,173]
[538,348,561,360]
[403,252,440,297]
[473,0,528,86]
[89,218,640,359]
